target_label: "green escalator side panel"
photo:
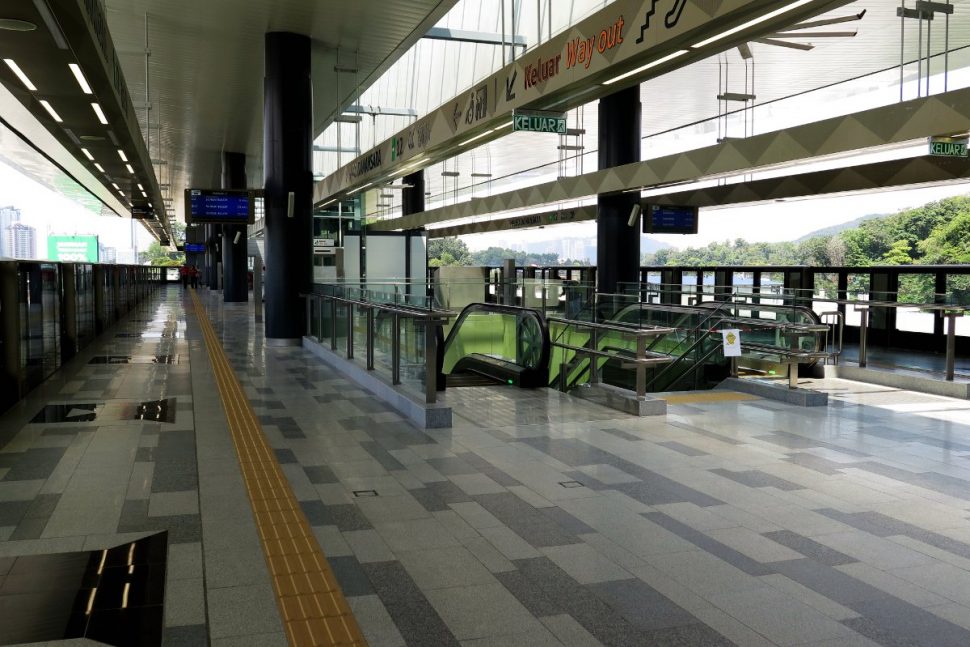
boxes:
[442,313,519,374]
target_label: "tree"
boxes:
[140,241,184,266]
[881,239,913,265]
[428,238,471,266]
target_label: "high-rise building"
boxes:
[0,206,21,257]
[7,223,36,259]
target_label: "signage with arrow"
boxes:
[512,109,567,134]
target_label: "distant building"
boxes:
[0,206,21,257]
[99,245,117,263]
[7,223,37,259]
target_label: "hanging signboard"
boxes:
[513,110,567,134]
[928,136,969,158]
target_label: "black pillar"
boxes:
[222,152,249,302]
[402,170,425,216]
[596,84,641,295]
[264,32,312,341]
[206,224,222,290]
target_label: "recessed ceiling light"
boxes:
[80,134,105,142]
[91,102,108,125]
[141,191,147,198]
[3,59,36,91]
[117,149,127,162]
[0,19,37,31]
[137,183,144,191]
[125,164,134,174]
[81,148,94,161]
[68,63,92,94]
[39,99,62,122]
[94,163,105,172]
[111,182,120,190]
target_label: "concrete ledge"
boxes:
[302,336,453,429]
[568,383,666,416]
[719,377,829,407]
[820,364,970,399]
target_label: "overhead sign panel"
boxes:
[184,243,206,253]
[48,235,99,263]
[315,0,850,205]
[643,204,699,235]
[928,136,969,158]
[513,110,567,134]
[184,189,257,225]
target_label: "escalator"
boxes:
[441,303,549,388]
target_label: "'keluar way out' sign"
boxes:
[513,110,567,134]
[928,136,969,158]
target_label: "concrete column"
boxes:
[222,151,249,302]
[596,84,641,295]
[263,32,312,342]
[402,170,425,216]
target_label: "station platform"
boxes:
[4,287,970,646]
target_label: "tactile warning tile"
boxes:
[657,391,760,404]
[189,291,366,646]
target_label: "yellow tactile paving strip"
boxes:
[189,291,367,646]
[658,391,760,404]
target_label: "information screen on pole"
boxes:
[643,204,699,235]
[184,189,256,224]
[184,243,206,253]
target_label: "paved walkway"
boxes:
[4,287,970,645]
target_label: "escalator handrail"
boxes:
[442,302,550,374]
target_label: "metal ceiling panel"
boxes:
[103,0,457,221]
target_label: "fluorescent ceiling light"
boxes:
[460,129,496,147]
[137,183,144,190]
[3,59,36,91]
[125,164,134,174]
[81,148,94,161]
[141,191,147,197]
[603,50,689,85]
[39,99,62,122]
[94,163,105,172]
[693,0,814,49]
[117,149,128,162]
[68,63,92,94]
[91,102,108,124]
[111,182,120,190]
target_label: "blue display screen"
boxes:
[184,243,206,253]
[644,205,698,235]
[187,190,251,222]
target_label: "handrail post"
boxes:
[346,304,354,359]
[589,329,599,384]
[425,318,437,403]
[305,295,311,340]
[366,307,375,370]
[392,314,401,385]
[858,307,868,368]
[636,335,647,399]
[330,297,337,350]
[946,311,957,381]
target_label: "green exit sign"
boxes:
[928,137,969,158]
[513,110,567,134]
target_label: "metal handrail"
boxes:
[302,291,456,404]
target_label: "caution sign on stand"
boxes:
[722,329,742,357]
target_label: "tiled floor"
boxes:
[4,287,970,645]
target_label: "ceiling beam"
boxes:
[424,27,527,48]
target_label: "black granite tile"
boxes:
[657,441,708,457]
[360,561,459,647]
[474,493,581,548]
[0,501,32,527]
[709,468,805,491]
[426,457,478,476]
[783,453,845,475]
[424,480,474,505]
[409,488,450,513]
[360,442,405,471]
[762,530,858,566]
[494,569,564,617]
[588,578,700,631]
[640,623,736,646]
[303,465,339,484]
[513,557,653,647]
[519,437,618,468]
[299,500,332,526]
[642,512,772,576]
[1,447,67,481]
[755,431,870,457]
[601,428,644,442]
[274,448,298,464]
[136,447,156,462]
[323,503,372,532]
[849,597,970,647]
[326,555,373,597]
[770,559,888,606]
[162,624,207,646]
[842,616,922,647]
[540,506,596,536]
[666,421,743,445]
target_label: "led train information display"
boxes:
[184,189,257,224]
[643,204,699,235]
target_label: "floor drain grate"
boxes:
[559,480,585,489]
[353,490,379,497]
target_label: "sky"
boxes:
[459,182,970,252]
[0,160,154,259]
